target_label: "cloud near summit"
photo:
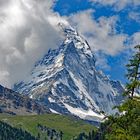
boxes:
[68,10,127,56]
[0,0,67,87]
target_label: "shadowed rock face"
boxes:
[0,84,50,115]
[14,24,124,122]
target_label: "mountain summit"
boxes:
[14,24,124,122]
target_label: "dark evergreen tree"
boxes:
[0,121,37,140]
[37,132,40,139]
[125,45,140,98]
[88,132,92,140]
[91,130,95,140]
[60,131,63,140]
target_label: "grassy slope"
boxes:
[0,114,96,140]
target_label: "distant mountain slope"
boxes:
[0,85,50,115]
[14,24,124,122]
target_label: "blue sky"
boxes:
[54,0,140,83]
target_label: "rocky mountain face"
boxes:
[0,84,50,115]
[14,24,124,122]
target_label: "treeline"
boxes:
[37,123,63,140]
[0,121,37,140]
[72,130,95,140]
[95,97,140,140]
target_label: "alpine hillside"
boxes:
[0,84,50,115]
[14,24,124,122]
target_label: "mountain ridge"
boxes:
[0,84,50,115]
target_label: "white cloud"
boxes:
[0,0,67,87]
[90,0,140,11]
[130,32,140,46]
[129,12,140,23]
[68,10,127,56]
[68,9,140,70]
[90,0,117,5]
[95,53,111,70]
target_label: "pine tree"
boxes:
[37,132,40,140]
[125,45,140,98]
[60,131,63,140]
[91,130,95,140]
[88,132,92,140]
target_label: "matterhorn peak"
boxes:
[57,22,94,58]
[58,22,76,33]
[14,25,124,123]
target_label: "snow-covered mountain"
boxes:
[14,24,124,122]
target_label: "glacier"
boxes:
[14,24,124,122]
